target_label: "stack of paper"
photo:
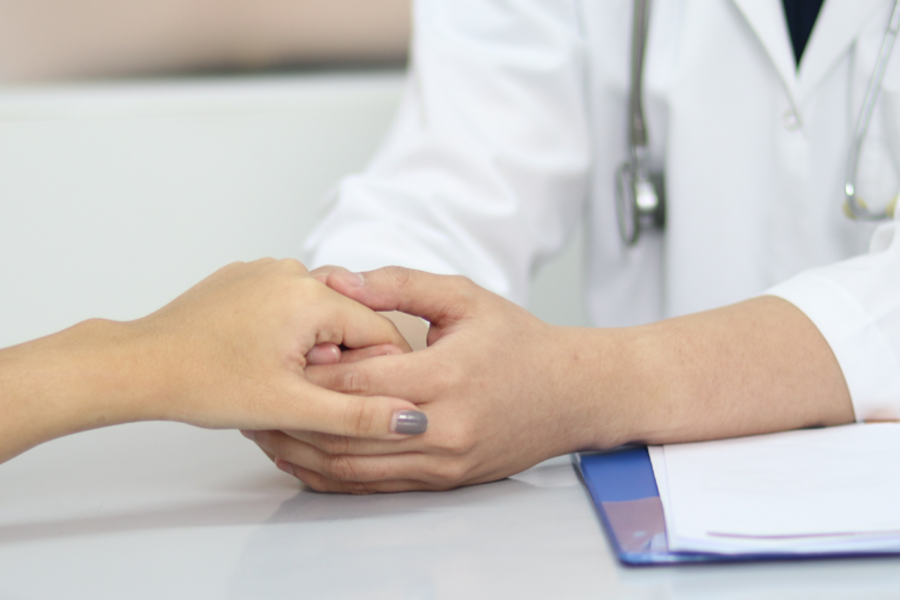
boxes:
[649,423,900,555]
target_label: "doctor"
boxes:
[243,0,900,492]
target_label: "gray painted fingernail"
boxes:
[391,410,428,435]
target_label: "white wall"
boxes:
[0,71,585,349]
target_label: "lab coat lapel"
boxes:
[731,0,799,105]
[797,0,883,102]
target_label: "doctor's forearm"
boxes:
[586,295,855,447]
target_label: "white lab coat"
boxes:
[306,0,900,421]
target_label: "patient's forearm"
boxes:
[0,319,152,463]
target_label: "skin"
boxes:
[0,258,423,465]
[245,265,855,493]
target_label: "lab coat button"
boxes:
[782,110,801,130]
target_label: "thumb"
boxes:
[325,266,475,326]
[291,382,428,438]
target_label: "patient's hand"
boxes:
[0,259,425,464]
[132,259,423,435]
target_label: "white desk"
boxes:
[2,425,900,599]
[2,74,899,599]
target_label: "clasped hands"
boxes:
[244,265,616,493]
[1,258,588,488]
[3,257,849,493]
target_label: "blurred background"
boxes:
[0,0,410,81]
[0,0,586,352]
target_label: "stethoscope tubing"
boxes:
[618,0,900,247]
[844,0,900,221]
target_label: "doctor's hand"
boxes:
[243,266,624,492]
[0,259,425,465]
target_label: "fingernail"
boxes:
[275,458,294,477]
[391,410,428,435]
[240,430,255,441]
[346,272,365,287]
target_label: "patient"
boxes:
[0,259,427,466]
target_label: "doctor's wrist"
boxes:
[542,326,644,453]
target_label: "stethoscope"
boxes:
[615,0,900,246]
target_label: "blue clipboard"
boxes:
[573,446,900,566]
[574,446,702,565]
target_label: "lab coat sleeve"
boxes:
[303,0,591,305]
[766,220,900,421]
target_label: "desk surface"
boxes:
[2,423,899,600]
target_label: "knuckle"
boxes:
[313,433,352,455]
[277,257,306,273]
[431,460,471,489]
[383,265,412,287]
[452,275,480,304]
[248,257,276,275]
[322,454,360,481]
[298,471,331,493]
[448,273,473,287]
[303,279,331,303]
[336,368,371,395]
[440,424,477,456]
[345,481,378,495]
[381,265,417,297]
[430,275,479,320]
[341,396,379,437]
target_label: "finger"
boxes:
[325,267,479,327]
[305,351,437,402]
[287,463,433,493]
[285,428,426,456]
[321,289,413,353]
[255,430,455,486]
[241,429,276,462]
[254,428,423,459]
[338,343,405,364]
[306,343,341,365]
[280,383,428,438]
[306,342,405,366]
[309,264,351,284]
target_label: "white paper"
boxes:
[653,423,900,554]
